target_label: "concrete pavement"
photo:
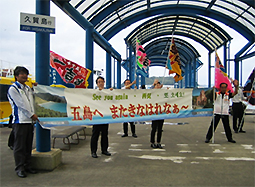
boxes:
[1,115,255,187]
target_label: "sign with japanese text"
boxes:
[34,85,213,128]
[50,51,91,88]
[20,12,55,34]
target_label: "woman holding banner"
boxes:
[150,82,164,149]
[121,79,138,138]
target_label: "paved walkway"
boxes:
[1,116,255,187]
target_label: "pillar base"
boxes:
[31,148,62,171]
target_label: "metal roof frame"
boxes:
[125,14,232,53]
[68,0,255,43]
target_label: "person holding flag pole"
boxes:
[205,51,239,143]
[232,87,247,133]
[236,68,255,132]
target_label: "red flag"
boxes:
[214,51,234,92]
[50,51,91,88]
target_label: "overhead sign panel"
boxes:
[20,12,55,34]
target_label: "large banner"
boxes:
[34,85,213,128]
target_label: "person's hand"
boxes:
[31,114,40,122]
[33,82,38,86]
[109,87,113,91]
[132,80,136,84]
[233,79,239,87]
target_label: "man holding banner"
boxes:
[121,79,137,138]
[205,80,239,143]
[8,66,39,178]
[90,77,111,158]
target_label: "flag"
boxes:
[214,51,234,93]
[243,68,255,105]
[136,39,151,77]
[166,38,183,82]
[50,51,91,88]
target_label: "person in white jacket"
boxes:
[205,80,239,143]
[7,66,39,178]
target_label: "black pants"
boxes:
[8,129,14,148]
[123,122,135,135]
[8,114,14,148]
[206,114,233,141]
[90,124,109,153]
[150,120,164,143]
[13,123,34,172]
[232,102,244,131]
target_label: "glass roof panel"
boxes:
[211,6,239,19]
[224,0,249,9]
[208,33,222,45]
[179,0,208,8]
[242,12,255,25]
[96,13,119,32]
[190,30,205,38]
[193,24,209,36]
[217,0,246,15]
[237,18,255,33]
[158,16,176,21]
[83,2,109,19]
[203,39,214,50]
[76,0,96,15]
[119,6,148,21]
[150,0,179,8]
[177,24,192,30]
[99,19,121,35]
[174,29,190,35]
[214,34,224,43]
[199,0,213,3]
[118,1,147,16]
[69,0,82,7]
[247,7,255,16]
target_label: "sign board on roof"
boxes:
[20,12,55,34]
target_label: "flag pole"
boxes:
[212,86,215,143]
[212,49,217,144]
[135,38,138,88]
[162,42,171,85]
[237,77,255,132]
[162,63,167,85]
[162,32,174,85]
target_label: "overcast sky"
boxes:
[0,0,254,87]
